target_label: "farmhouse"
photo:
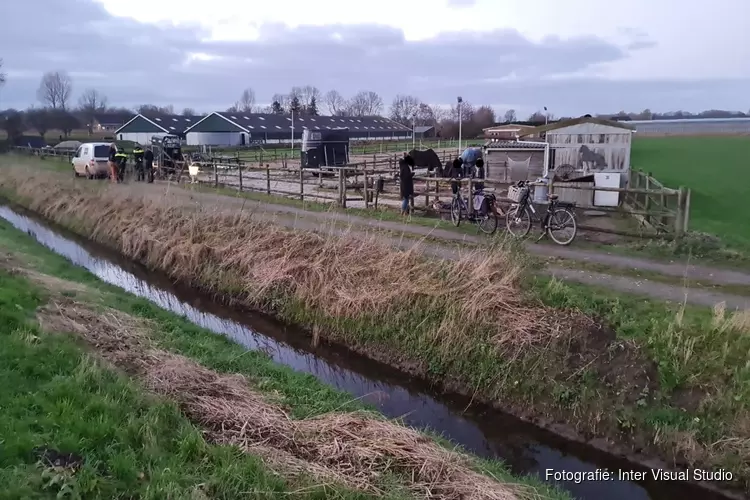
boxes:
[184,112,411,146]
[483,123,539,140]
[115,114,204,144]
[91,112,135,132]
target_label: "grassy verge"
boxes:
[0,215,565,499]
[2,167,750,495]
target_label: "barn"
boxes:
[184,112,412,146]
[520,116,635,180]
[115,114,203,144]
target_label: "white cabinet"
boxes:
[594,173,620,207]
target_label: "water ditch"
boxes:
[0,205,735,500]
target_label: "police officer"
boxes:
[108,143,118,183]
[114,147,128,183]
[133,144,145,181]
[144,146,155,183]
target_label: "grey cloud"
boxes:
[446,0,477,7]
[0,0,746,117]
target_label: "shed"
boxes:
[413,125,435,139]
[115,114,202,144]
[483,140,547,183]
[483,123,539,140]
[184,112,250,146]
[520,116,635,181]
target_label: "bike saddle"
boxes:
[547,194,559,200]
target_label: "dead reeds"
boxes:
[36,297,533,500]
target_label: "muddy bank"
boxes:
[0,169,747,498]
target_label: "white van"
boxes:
[71,142,112,179]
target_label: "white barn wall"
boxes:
[546,123,632,175]
[119,132,168,145]
[186,132,246,146]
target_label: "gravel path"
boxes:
[136,183,750,309]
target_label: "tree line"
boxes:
[1,63,748,145]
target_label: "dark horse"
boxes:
[407,148,443,173]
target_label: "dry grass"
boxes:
[36,296,535,500]
[1,169,569,359]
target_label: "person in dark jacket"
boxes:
[133,145,145,181]
[107,143,118,183]
[399,154,415,216]
[473,158,485,192]
[144,147,155,183]
[114,148,128,183]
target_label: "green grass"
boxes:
[631,136,750,250]
[0,270,393,499]
[0,217,569,499]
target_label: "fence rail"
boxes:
[7,146,691,238]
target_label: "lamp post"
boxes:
[544,106,548,125]
[412,114,416,150]
[457,96,463,153]
[291,107,294,152]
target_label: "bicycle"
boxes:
[505,180,578,246]
[450,188,500,235]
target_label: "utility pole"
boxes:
[412,114,416,150]
[291,108,294,152]
[457,96,463,154]
[544,106,548,125]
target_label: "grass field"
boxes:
[631,136,750,250]
[0,215,563,499]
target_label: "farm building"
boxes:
[520,116,635,179]
[115,114,204,144]
[413,125,436,139]
[91,112,135,132]
[185,112,411,146]
[483,123,539,140]
[483,140,547,183]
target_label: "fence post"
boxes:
[299,165,304,201]
[425,178,430,207]
[674,186,686,238]
[363,167,370,209]
[265,164,271,195]
[375,176,381,209]
[467,178,473,216]
[238,161,243,192]
[342,168,347,208]
[644,173,651,225]
[683,188,691,233]
[213,162,218,187]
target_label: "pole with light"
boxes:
[291,106,295,152]
[412,113,416,150]
[544,106,548,125]
[457,96,463,154]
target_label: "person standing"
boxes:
[144,146,155,183]
[107,143,118,183]
[399,154,415,216]
[133,144,145,181]
[114,147,128,183]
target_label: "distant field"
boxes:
[631,136,750,248]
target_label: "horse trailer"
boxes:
[301,127,350,171]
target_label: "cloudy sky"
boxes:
[0,0,748,117]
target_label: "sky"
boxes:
[0,0,748,117]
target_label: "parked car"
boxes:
[71,142,112,179]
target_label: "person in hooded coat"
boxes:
[399,154,415,216]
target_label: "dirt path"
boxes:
[126,183,750,309]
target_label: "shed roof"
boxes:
[115,113,206,134]
[185,112,410,134]
[484,140,546,149]
[522,116,635,136]
[483,123,536,131]
[414,125,434,133]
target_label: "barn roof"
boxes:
[185,112,410,134]
[93,112,135,125]
[115,114,206,134]
[484,140,546,149]
[414,125,434,133]
[522,116,635,136]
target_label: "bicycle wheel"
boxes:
[547,208,577,245]
[450,197,462,226]
[505,205,531,238]
[477,210,498,235]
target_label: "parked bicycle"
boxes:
[505,181,578,245]
[450,188,500,235]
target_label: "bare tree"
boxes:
[389,94,421,126]
[271,93,288,113]
[503,109,517,122]
[527,111,546,123]
[37,71,73,110]
[323,90,346,116]
[137,104,174,115]
[415,103,436,126]
[238,88,255,112]
[0,58,6,88]
[298,85,321,113]
[77,88,107,133]
[181,107,196,116]
[348,90,383,116]
[25,107,53,137]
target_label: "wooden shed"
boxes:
[520,116,635,180]
[483,140,547,183]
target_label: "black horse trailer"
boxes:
[300,127,350,170]
[151,134,184,179]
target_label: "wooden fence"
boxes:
[7,146,691,238]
